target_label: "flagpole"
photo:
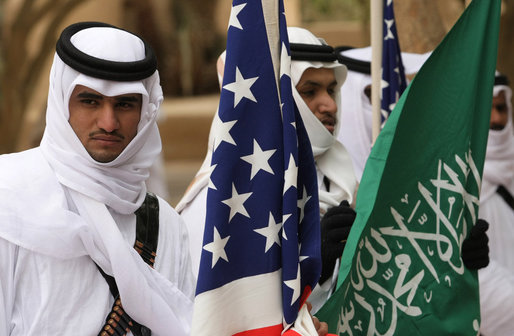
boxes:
[371,0,383,144]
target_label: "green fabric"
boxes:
[316,0,501,334]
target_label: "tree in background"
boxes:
[0,0,512,154]
[121,0,225,97]
[0,0,88,154]
[0,0,225,154]
[498,0,514,82]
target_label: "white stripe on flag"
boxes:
[191,270,283,335]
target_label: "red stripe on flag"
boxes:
[233,324,283,336]
[299,285,312,308]
[282,330,338,336]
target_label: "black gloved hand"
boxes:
[462,219,489,270]
[319,200,356,284]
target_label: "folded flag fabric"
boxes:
[191,0,321,335]
[316,0,502,334]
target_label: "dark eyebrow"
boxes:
[77,92,103,100]
[302,80,321,87]
[76,92,140,102]
[300,80,338,88]
[117,95,140,103]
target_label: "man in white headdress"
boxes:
[336,46,431,181]
[286,27,359,313]
[176,27,359,315]
[336,46,497,328]
[0,22,194,336]
[477,73,514,336]
[290,37,489,313]
[177,28,490,322]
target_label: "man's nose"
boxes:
[97,104,119,132]
[490,108,502,126]
[318,92,337,115]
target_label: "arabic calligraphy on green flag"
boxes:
[316,0,502,334]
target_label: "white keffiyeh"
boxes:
[0,25,192,336]
[40,27,163,215]
[481,82,514,201]
[477,79,514,336]
[288,27,357,214]
[337,46,431,181]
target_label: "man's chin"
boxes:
[88,150,120,163]
[324,125,335,134]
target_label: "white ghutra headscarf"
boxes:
[40,26,163,214]
[288,27,357,215]
[5,24,192,335]
[481,77,514,201]
[336,46,431,181]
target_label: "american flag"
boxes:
[190,0,321,335]
[381,0,407,127]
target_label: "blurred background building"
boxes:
[1,0,513,205]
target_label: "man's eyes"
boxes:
[78,99,136,109]
[494,103,508,112]
[299,89,315,97]
[116,102,134,109]
[80,99,99,105]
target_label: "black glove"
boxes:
[319,200,356,284]
[462,219,489,270]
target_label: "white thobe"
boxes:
[0,149,195,336]
[180,186,209,279]
[478,188,514,336]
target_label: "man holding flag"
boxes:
[287,26,358,315]
[316,0,501,334]
[190,0,325,335]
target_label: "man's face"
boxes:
[490,90,509,130]
[295,67,338,134]
[68,85,142,163]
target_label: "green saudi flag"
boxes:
[316,0,501,334]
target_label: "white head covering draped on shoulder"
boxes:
[481,77,514,201]
[337,46,431,181]
[178,29,359,216]
[40,26,163,215]
[0,24,192,336]
[288,27,357,214]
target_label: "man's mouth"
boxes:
[92,135,122,142]
[321,117,336,134]
[89,131,125,142]
[490,124,505,131]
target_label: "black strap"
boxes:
[323,176,331,192]
[290,43,338,62]
[97,266,119,298]
[134,192,159,267]
[56,22,157,82]
[495,73,510,86]
[335,46,371,74]
[98,193,159,336]
[497,185,514,211]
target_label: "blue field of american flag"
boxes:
[190,0,321,335]
[380,0,407,127]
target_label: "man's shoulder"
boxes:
[0,148,47,187]
[155,194,183,223]
[154,194,189,250]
